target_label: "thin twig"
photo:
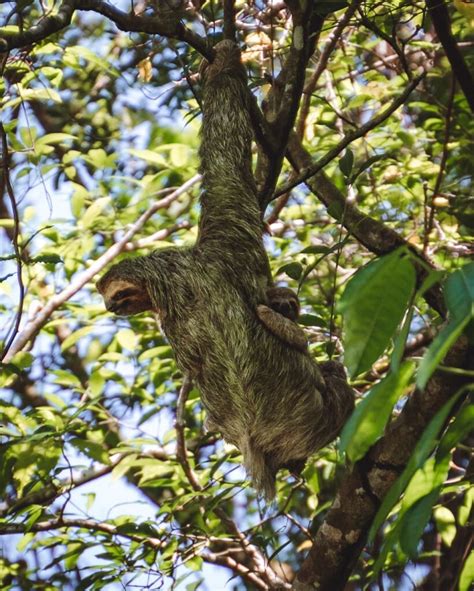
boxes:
[423,76,455,253]
[175,374,201,491]
[0,123,25,362]
[2,174,201,362]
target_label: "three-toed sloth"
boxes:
[97,41,354,499]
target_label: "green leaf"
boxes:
[339,249,416,377]
[32,253,63,265]
[116,328,138,350]
[80,197,111,229]
[70,438,109,464]
[300,245,331,255]
[185,556,203,572]
[433,506,456,546]
[170,144,191,168]
[339,148,354,177]
[60,326,94,351]
[436,403,474,460]
[6,87,61,107]
[444,261,474,321]
[10,351,34,370]
[24,504,44,532]
[128,148,168,168]
[298,314,326,327]
[52,370,83,389]
[458,487,474,527]
[396,454,451,558]
[340,361,415,462]
[35,133,76,146]
[399,489,440,557]
[16,532,35,552]
[418,263,474,388]
[459,549,474,591]
[390,305,414,372]
[89,369,106,397]
[277,262,303,280]
[66,46,119,76]
[401,457,449,510]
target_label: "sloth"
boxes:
[97,40,354,499]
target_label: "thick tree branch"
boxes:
[0,0,212,60]
[223,0,236,41]
[426,0,474,113]
[293,337,471,590]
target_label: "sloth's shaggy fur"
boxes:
[97,41,354,499]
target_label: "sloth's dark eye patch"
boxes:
[114,288,137,300]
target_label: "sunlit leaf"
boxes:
[339,249,416,377]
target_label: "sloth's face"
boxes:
[270,296,299,322]
[97,277,152,316]
[266,288,300,322]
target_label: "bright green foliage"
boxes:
[0,1,473,590]
[339,249,416,377]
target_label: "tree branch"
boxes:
[293,336,471,590]
[204,550,274,590]
[0,123,25,362]
[0,516,164,549]
[0,0,212,60]
[223,0,236,42]
[426,0,474,113]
